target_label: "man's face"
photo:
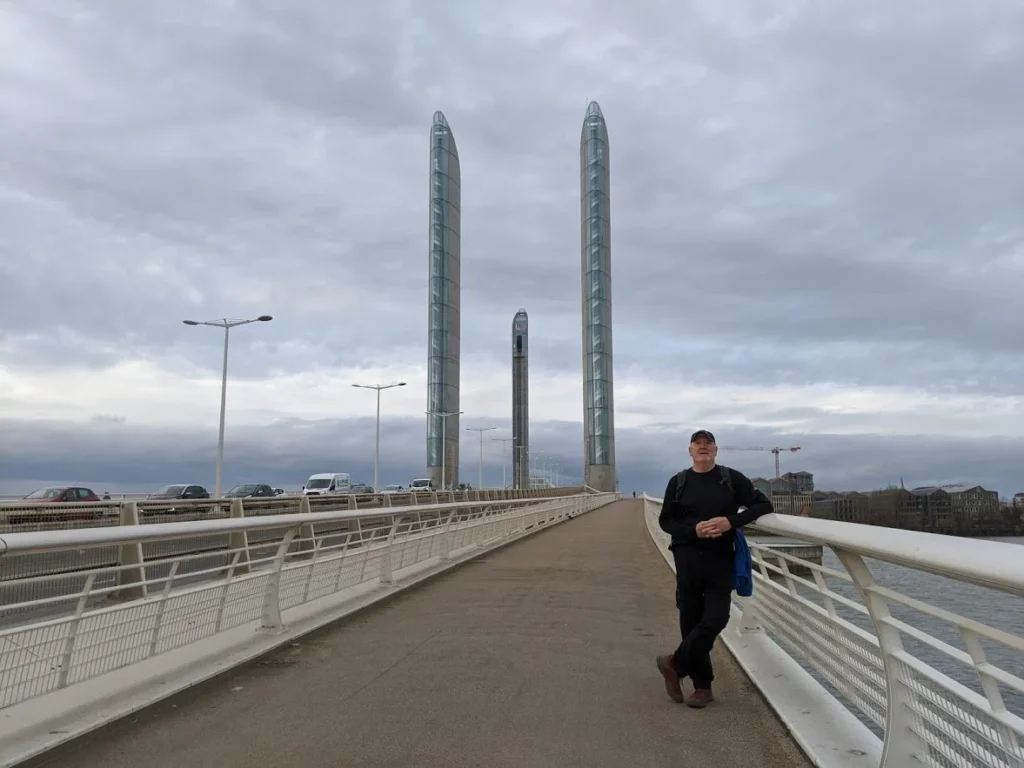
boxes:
[689,437,717,462]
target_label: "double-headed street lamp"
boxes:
[182,315,273,498]
[466,426,496,490]
[352,382,406,492]
[426,410,463,490]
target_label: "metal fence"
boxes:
[644,493,1024,768]
[0,490,616,711]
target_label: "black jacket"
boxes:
[658,465,774,555]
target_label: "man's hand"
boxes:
[696,517,733,538]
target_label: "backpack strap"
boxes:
[673,469,689,501]
[718,465,734,496]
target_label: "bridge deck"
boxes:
[26,500,808,768]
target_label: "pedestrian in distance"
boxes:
[655,429,773,708]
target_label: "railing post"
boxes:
[229,498,251,574]
[148,561,179,657]
[115,501,146,600]
[260,527,298,632]
[379,517,401,585]
[835,548,927,767]
[296,495,315,557]
[440,508,458,560]
[58,573,96,687]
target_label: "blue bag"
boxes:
[733,530,753,597]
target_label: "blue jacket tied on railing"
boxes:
[734,530,753,597]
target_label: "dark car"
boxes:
[149,484,211,501]
[223,484,279,499]
[146,484,211,514]
[8,486,104,525]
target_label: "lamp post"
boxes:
[492,437,513,490]
[466,427,496,490]
[352,382,407,492]
[182,314,273,498]
[426,410,463,490]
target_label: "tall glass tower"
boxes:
[512,309,529,490]
[426,111,461,489]
[580,101,616,492]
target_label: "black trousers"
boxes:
[671,546,733,689]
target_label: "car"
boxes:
[223,484,278,499]
[8,486,104,524]
[146,484,211,514]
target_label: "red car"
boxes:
[7,486,105,525]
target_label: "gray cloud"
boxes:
[2,418,1023,501]
[2,1,1023,488]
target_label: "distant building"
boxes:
[941,484,1000,533]
[781,471,814,493]
[910,487,954,532]
[866,488,917,529]
[1012,492,1024,511]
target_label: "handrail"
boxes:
[0,497,554,555]
[648,497,1024,597]
[643,492,1024,768]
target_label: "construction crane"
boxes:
[718,446,801,479]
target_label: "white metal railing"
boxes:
[0,492,616,711]
[643,494,1024,768]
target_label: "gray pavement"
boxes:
[25,500,809,768]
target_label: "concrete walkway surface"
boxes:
[24,500,809,768]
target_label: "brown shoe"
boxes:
[655,655,685,703]
[686,687,714,708]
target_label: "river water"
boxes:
[782,536,1023,741]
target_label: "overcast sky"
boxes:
[2,2,1023,498]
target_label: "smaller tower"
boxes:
[512,310,529,489]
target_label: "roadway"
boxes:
[24,500,809,768]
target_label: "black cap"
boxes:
[690,430,716,443]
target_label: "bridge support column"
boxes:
[114,501,146,600]
[836,548,927,767]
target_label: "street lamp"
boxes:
[182,315,273,498]
[426,410,463,490]
[466,426,496,490]
[492,437,513,490]
[352,382,406,492]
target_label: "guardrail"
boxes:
[642,493,1024,768]
[0,487,583,589]
[0,491,616,712]
[0,486,583,521]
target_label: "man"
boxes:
[655,429,773,707]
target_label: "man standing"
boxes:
[655,430,773,707]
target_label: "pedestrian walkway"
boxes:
[25,500,809,768]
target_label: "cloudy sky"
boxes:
[2,1,1023,498]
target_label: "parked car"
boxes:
[8,486,104,524]
[223,484,280,499]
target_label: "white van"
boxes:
[408,478,436,493]
[302,473,351,495]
